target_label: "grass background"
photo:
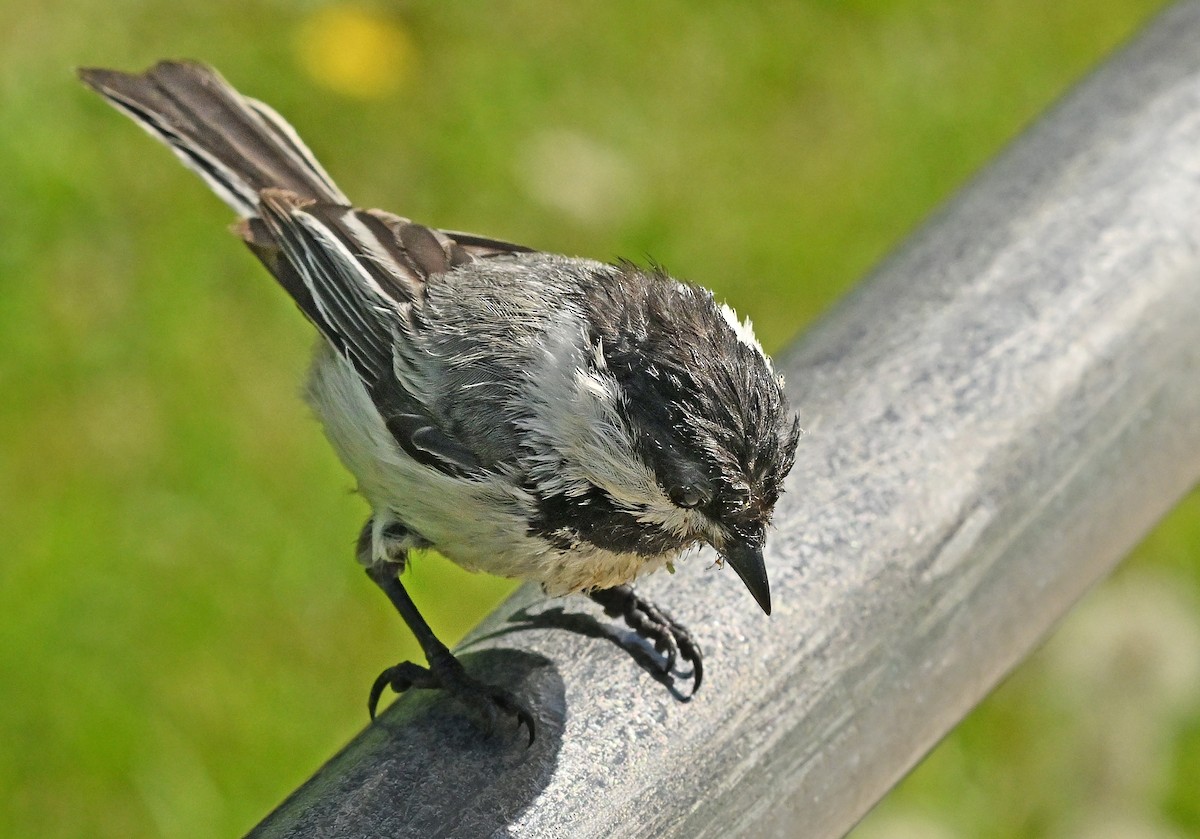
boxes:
[2,1,1198,836]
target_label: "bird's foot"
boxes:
[368,651,536,745]
[590,585,703,693]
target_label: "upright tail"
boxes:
[79,60,348,217]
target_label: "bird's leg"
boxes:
[365,560,535,744]
[589,585,703,692]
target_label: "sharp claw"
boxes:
[490,691,537,746]
[368,668,392,720]
[509,705,536,746]
[677,637,702,693]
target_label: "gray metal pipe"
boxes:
[249,3,1200,837]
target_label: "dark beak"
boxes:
[721,534,772,615]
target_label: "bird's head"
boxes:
[533,262,801,613]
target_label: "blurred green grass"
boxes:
[1,1,1196,836]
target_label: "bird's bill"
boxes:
[721,535,772,615]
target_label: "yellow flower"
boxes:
[293,4,416,99]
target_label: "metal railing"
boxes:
[249,3,1200,837]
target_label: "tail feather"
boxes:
[78,60,347,217]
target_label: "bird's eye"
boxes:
[669,484,706,509]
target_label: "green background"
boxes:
[2,1,1197,836]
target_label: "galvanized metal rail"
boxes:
[249,3,1200,837]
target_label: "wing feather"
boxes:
[255,190,482,477]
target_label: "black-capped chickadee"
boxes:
[80,61,800,742]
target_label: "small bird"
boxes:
[80,61,800,742]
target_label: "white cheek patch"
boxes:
[518,314,663,504]
[522,325,721,549]
[633,503,710,542]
